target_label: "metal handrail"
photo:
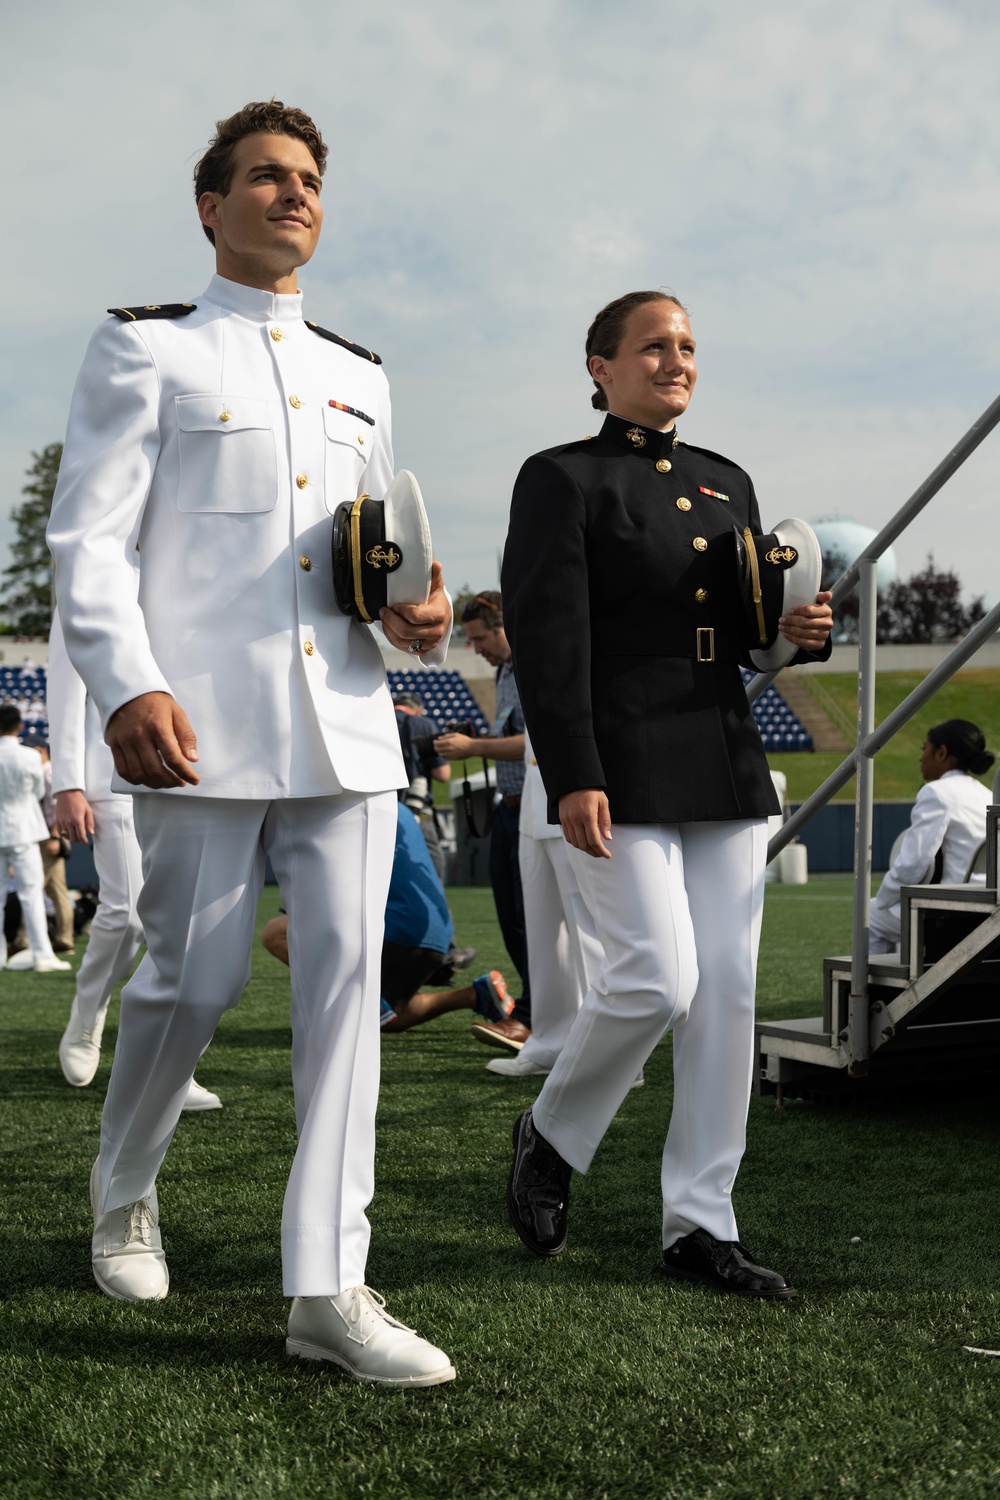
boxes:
[747,388,1000,708]
[753,391,1000,1073]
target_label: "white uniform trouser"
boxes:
[73,798,144,1031]
[532,819,767,1250]
[97,790,396,1298]
[0,842,55,964]
[518,832,603,1071]
[869,901,901,954]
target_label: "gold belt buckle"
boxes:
[696,627,715,663]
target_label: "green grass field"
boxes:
[767,669,1000,804]
[3,883,999,1499]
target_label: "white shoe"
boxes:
[33,954,72,973]
[631,1070,645,1089]
[287,1287,456,1387]
[5,949,37,971]
[182,1078,223,1112]
[485,1054,551,1078]
[90,1160,169,1302]
[59,1001,106,1087]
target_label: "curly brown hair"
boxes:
[194,100,328,245]
[585,290,688,410]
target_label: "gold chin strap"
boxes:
[349,495,372,622]
[743,527,767,645]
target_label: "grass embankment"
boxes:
[769,668,1000,803]
[3,883,999,1497]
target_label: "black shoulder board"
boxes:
[108,304,197,322]
[306,321,382,365]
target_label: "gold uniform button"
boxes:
[656,459,672,474]
[676,497,691,512]
[695,588,708,604]
[219,410,232,423]
[295,473,308,489]
[289,394,302,409]
[693,536,708,552]
[299,556,312,571]
[358,435,364,445]
[303,641,315,656]
[270,327,283,342]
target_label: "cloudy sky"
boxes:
[3,0,998,606]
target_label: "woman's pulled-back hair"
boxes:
[585,290,688,411]
[927,719,995,777]
[194,100,328,246]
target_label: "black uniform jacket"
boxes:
[501,413,829,826]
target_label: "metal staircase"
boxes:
[757,807,1000,1095]
[748,389,1000,1097]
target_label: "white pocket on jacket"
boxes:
[322,403,369,516]
[175,394,278,513]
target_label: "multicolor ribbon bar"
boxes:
[328,400,375,427]
[698,486,729,501]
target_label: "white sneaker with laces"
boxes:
[182,1079,223,1111]
[485,1054,551,1078]
[59,1001,106,1087]
[90,1159,169,1302]
[287,1286,456,1386]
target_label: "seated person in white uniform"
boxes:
[871,719,994,955]
[47,614,221,1109]
[0,703,71,973]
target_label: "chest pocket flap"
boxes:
[175,394,277,513]
[323,403,370,456]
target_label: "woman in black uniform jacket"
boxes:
[500,291,832,1296]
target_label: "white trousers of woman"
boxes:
[97,789,396,1298]
[72,797,145,1031]
[869,901,901,955]
[532,819,767,1250]
[0,841,55,964]
[518,831,603,1071]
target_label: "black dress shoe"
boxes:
[507,1108,571,1257]
[658,1228,796,1299]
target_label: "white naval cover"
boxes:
[47,610,120,800]
[519,730,561,841]
[47,276,448,799]
[0,737,50,846]
[874,769,992,909]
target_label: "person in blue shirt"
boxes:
[262,803,512,1031]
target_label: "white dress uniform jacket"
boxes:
[47,611,120,802]
[0,738,50,847]
[875,770,992,910]
[47,275,442,797]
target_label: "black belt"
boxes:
[595,626,738,664]
[502,794,522,809]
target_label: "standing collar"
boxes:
[200,274,304,324]
[599,412,680,460]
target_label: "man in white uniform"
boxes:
[47,101,455,1386]
[486,733,603,1078]
[871,721,993,953]
[0,704,71,973]
[47,614,221,1110]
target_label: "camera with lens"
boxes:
[445,719,479,739]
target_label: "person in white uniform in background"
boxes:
[0,704,71,973]
[871,719,994,954]
[48,615,221,1110]
[485,731,604,1079]
[46,101,454,1386]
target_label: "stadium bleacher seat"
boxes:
[740,670,813,752]
[386,668,489,735]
